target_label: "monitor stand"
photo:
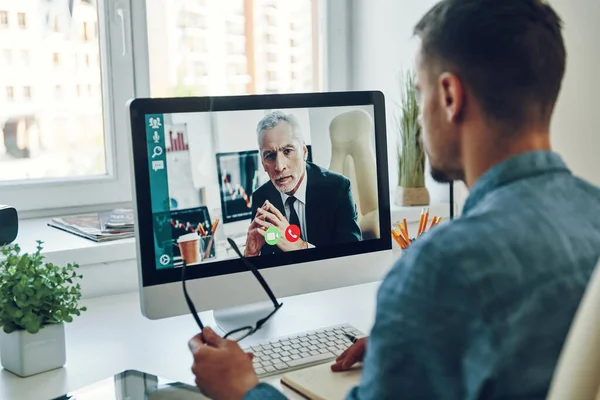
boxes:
[212,300,275,335]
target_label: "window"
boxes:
[20,49,29,65]
[2,49,11,65]
[0,0,128,214]
[3,0,334,214]
[54,85,63,99]
[17,12,26,29]
[146,0,321,97]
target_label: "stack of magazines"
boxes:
[48,208,135,242]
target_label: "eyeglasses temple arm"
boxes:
[182,261,205,333]
[227,238,281,308]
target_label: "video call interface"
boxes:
[144,106,381,270]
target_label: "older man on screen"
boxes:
[243,111,362,257]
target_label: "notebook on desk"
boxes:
[281,362,362,400]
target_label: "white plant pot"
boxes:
[0,322,66,377]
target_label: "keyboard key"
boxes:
[280,351,291,357]
[287,353,335,368]
[281,356,292,362]
[290,349,300,355]
[291,354,301,360]
[281,346,292,351]
[300,352,311,358]
[274,362,289,370]
[319,348,331,354]
[255,368,266,375]
[265,366,276,373]
[262,344,273,350]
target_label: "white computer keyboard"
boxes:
[240,324,366,378]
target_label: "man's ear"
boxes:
[303,145,308,161]
[438,72,464,123]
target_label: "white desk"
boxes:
[0,282,380,400]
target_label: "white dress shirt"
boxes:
[279,171,314,247]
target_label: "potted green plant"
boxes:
[0,241,86,377]
[394,70,430,206]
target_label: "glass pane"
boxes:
[146,0,322,97]
[0,0,106,182]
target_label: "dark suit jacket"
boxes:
[250,162,362,255]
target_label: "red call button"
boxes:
[285,224,301,242]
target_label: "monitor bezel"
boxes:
[129,91,391,288]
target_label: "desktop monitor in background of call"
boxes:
[128,92,394,321]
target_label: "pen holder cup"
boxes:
[200,235,216,261]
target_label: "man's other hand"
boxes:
[255,204,307,252]
[331,337,368,372]
[189,327,259,400]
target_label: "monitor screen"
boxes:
[129,92,390,286]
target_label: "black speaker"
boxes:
[0,205,18,246]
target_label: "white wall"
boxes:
[548,0,600,187]
[350,0,451,208]
[350,0,600,212]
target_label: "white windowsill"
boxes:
[13,218,137,267]
[10,202,454,268]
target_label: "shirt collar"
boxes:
[462,150,571,215]
[280,168,308,206]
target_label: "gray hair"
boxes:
[256,110,304,150]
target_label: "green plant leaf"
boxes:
[0,242,86,332]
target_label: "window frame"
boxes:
[1,0,135,217]
[5,0,351,218]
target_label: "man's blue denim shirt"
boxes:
[244,151,600,399]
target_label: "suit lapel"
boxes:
[305,163,321,244]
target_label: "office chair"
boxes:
[328,110,379,240]
[546,258,600,400]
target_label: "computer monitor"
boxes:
[128,92,392,325]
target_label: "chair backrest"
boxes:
[328,110,379,240]
[546,258,600,400]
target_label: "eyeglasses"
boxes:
[181,237,283,342]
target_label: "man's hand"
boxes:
[244,203,270,257]
[254,203,307,252]
[189,327,259,400]
[331,337,368,372]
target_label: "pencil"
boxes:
[422,208,430,236]
[395,230,409,249]
[429,216,438,230]
[198,223,207,236]
[417,208,426,236]
[392,229,407,249]
[211,218,220,235]
[403,219,409,242]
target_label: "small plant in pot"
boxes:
[394,69,430,206]
[0,241,86,377]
